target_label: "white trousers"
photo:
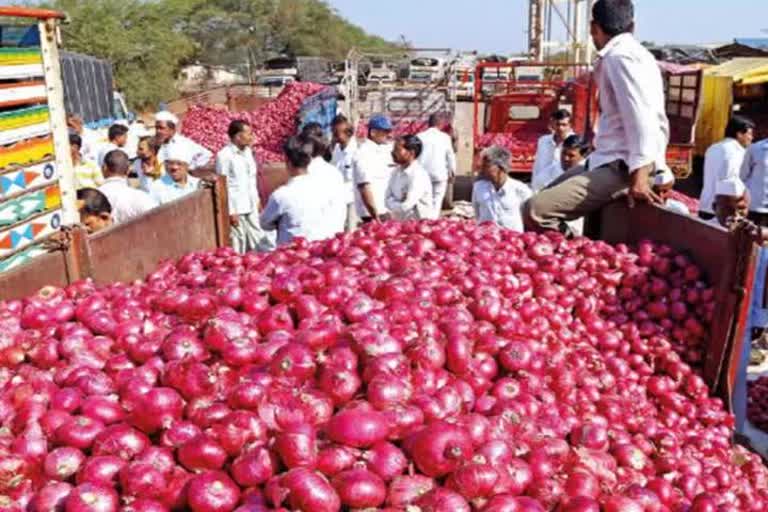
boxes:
[431,180,448,219]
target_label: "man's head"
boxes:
[725,115,756,148]
[66,114,83,134]
[714,177,749,226]
[480,146,511,186]
[591,0,635,50]
[137,136,160,162]
[165,147,191,184]
[77,188,113,234]
[69,133,82,163]
[392,135,423,167]
[103,150,131,178]
[560,134,590,172]
[332,114,354,147]
[550,109,572,141]
[155,111,179,144]
[283,136,314,175]
[428,111,452,131]
[300,123,330,160]
[368,114,393,145]
[651,168,676,202]
[108,124,129,147]
[228,120,253,149]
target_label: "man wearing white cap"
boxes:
[155,111,213,172]
[148,145,202,205]
[651,168,689,216]
[709,177,749,229]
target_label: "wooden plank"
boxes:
[0,250,69,301]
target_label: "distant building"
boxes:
[178,65,247,94]
[735,38,768,50]
[714,41,768,60]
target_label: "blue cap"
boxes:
[368,114,393,131]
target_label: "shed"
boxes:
[695,58,768,155]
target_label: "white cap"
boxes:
[155,111,179,125]
[164,145,191,165]
[653,167,675,187]
[715,177,747,198]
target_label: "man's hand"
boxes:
[229,215,240,227]
[627,164,662,208]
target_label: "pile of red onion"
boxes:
[475,133,539,169]
[180,82,328,165]
[2,220,767,512]
[748,376,768,432]
[355,119,429,139]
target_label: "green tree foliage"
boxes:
[34,0,396,110]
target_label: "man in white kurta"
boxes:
[352,115,396,223]
[386,135,434,221]
[155,111,213,172]
[473,146,532,232]
[417,112,457,216]
[530,109,574,192]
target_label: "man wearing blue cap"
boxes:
[352,114,396,223]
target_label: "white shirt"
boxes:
[353,139,396,218]
[149,174,202,205]
[700,138,746,214]
[331,138,359,204]
[531,133,572,191]
[216,143,260,215]
[472,177,532,232]
[97,143,128,168]
[591,33,669,173]
[259,173,329,246]
[665,198,690,216]
[98,177,157,224]
[79,127,102,164]
[159,134,212,170]
[133,159,166,193]
[308,156,347,237]
[417,127,457,183]
[741,139,768,213]
[385,161,434,220]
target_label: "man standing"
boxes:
[740,131,768,226]
[417,112,457,217]
[149,147,202,205]
[98,150,157,224]
[531,109,574,192]
[260,137,329,246]
[155,111,213,172]
[472,146,532,232]
[70,134,104,190]
[216,120,274,253]
[66,114,100,164]
[97,124,129,168]
[331,115,359,231]
[353,115,396,223]
[302,124,347,237]
[524,0,668,235]
[699,116,755,220]
[386,135,434,221]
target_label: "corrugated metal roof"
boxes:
[704,58,768,85]
[735,38,768,50]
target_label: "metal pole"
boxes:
[38,17,77,226]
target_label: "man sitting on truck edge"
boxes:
[531,109,575,193]
[76,188,113,234]
[473,146,532,233]
[70,134,104,190]
[330,115,359,231]
[353,115,396,224]
[155,111,213,173]
[523,0,669,236]
[98,150,157,225]
[417,112,457,217]
[699,116,754,221]
[260,136,329,246]
[149,146,202,206]
[216,120,274,254]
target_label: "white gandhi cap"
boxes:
[715,177,746,198]
[652,167,675,187]
[155,111,179,125]
[164,145,192,165]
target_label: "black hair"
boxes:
[562,134,590,156]
[301,122,324,139]
[283,136,314,169]
[108,124,129,142]
[69,133,82,149]
[592,0,634,37]
[725,115,756,139]
[331,114,349,127]
[103,150,131,176]
[397,134,424,159]
[138,136,160,155]
[77,188,112,215]
[428,111,451,127]
[551,109,572,122]
[300,123,330,159]
[228,120,250,140]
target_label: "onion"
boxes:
[326,408,390,448]
[408,421,474,477]
[65,483,119,512]
[187,471,240,512]
[331,468,386,508]
[45,447,86,481]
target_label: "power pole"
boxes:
[528,0,593,64]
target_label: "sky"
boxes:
[328,0,768,55]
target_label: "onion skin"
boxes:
[326,408,390,448]
[331,468,386,508]
[186,471,241,512]
[408,421,474,477]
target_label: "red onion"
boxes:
[186,471,240,512]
